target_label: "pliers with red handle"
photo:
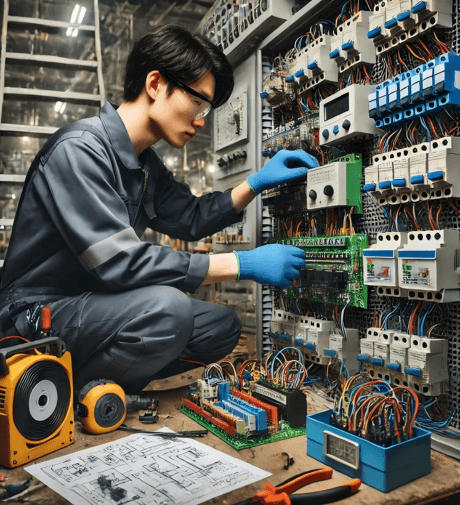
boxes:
[233,467,361,505]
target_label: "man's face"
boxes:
[150,71,215,149]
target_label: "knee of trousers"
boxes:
[112,285,195,360]
[212,305,242,357]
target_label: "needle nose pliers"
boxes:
[234,467,361,505]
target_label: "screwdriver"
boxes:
[118,425,208,437]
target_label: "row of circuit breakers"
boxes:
[269,313,448,396]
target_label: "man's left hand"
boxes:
[246,149,319,195]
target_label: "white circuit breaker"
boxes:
[407,335,449,395]
[319,84,377,145]
[304,319,335,365]
[325,328,360,375]
[329,10,376,70]
[363,231,408,297]
[397,229,460,302]
[426,137,460,199]
[294,315,310,348]
[294,34,338,89]
[270,309,296,345]
[358,327,381,363]
[387,332,412,386]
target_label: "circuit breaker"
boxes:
[304,319,335,365]
[397,229,460,302]
[363,231,408,297]
[325,328,360,375]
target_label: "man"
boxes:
[0,25,318,394]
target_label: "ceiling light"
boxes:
[59,102,67,114]
[207,164,215,173]
[70,4,80,24]
[55,101,63,112]
[66,26,73,36]
[72,28,79,37]
[77,6,86,24]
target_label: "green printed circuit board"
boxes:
[276,234,369,308]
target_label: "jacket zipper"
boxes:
[134,168,149,225]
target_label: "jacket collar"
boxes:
[99,100,141,170]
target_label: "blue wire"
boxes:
[419,116,431,142]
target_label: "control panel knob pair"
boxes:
[309,185,334,200]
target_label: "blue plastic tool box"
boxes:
[306,409,431,492]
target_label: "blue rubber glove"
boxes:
[234,244,306,288]
[247,149,319,195]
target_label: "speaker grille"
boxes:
[13,361,70,441]
[0,387,5,412]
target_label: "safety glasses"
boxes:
[168,77,213,121]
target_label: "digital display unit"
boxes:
[324,93,350,121]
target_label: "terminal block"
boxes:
[370,53,460,127]
[324,328,360,375]
[320,84,377,146]
[329,10,376,71]
[397,229,460,302]
[306,154,362,212]
[363,232,408,297]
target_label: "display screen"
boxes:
[324,431,360,470]
[324,93,350,121]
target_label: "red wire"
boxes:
[0,335,30,344]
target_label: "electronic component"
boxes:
[251,380,307,428]
[277,235,369,308]
[329,11,376,71]
[363,231,408,297]
[320,84,378,145]
[307,154,363,212]
[370,53,460,128]
[397,229,460,302]
[407,336,449,395]
[304,319,336,364]
[324,328,360,375]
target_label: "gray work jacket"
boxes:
[0,101,243,299]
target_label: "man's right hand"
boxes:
[234,244,306,287]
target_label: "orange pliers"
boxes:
[233,467,361,505]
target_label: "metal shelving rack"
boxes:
[0,0,105,254]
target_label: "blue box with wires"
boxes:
[306,409,431,492]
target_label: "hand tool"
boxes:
[233,467,361,505]
[118,425,208,438]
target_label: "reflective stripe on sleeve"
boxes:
[78,228,141,270]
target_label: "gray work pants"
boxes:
[0,285,242,395]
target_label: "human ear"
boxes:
[145,70,161,100]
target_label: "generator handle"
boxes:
[0,337,66,376]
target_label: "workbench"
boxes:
[2,386,460,505]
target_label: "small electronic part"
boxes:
[320,84,377,145]
[387,332,411,380]
[397,229,460,302]
[304,318,336,364]
[277,234,369,308]
[251,380,307,428]
[307,154,363,212]
[363,231,408,297]
[371,53,460,128]
[324,328,360,375]
[358,327,381,364]
[269,309,295,346]
[426,136,460,198]
[329,10,376,71]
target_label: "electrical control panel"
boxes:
[320,84,378,145]
[307,154,363,212]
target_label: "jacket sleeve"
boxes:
[34,131,209,293]
[149,154,245,241]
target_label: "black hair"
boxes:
[123,24,234,108]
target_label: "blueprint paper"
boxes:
[25,428,271,505]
